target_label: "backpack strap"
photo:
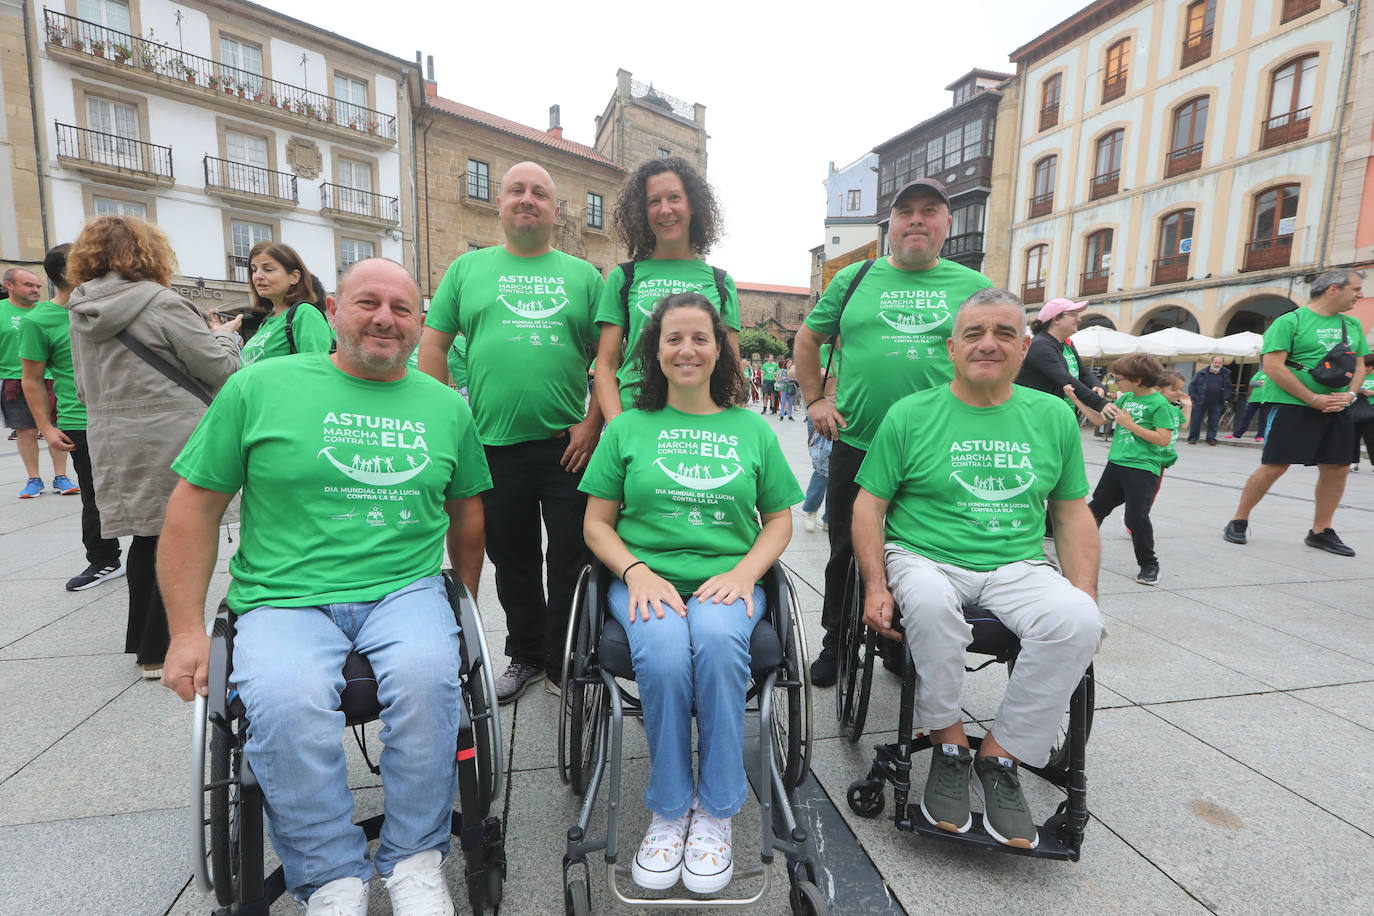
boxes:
[283,302,299,355]
[824,259,875,381]
[617,261,637,329]
[711,266,729,312]
[114,330,212,406]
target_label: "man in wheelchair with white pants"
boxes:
[852,288,1104,850]
[158,259,491,915]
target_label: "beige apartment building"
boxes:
[989,0,1358,338]
[0,0,46,275]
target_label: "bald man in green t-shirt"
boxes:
[852,288,1103,851]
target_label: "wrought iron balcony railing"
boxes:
[43,9,396,141]
[1039,103,1059,132]
[1181,28,1213,68]
[1029,192,1054,218]
[1152,254,1190,285]
[1021,280,1046,305]
[1165,142,1204,178]
[942,233,984,258]
[204,156,298,203]
[321,183,399,223]
[227,255,250,283]
[1242,236,1293,272]
[1080,268,1110,297]
[1260,108,1311,151]
[462,172,494,202]
[1089,170,1120,201]
[55,121,172,179]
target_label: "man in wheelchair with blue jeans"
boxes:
[852,288,1104,849]
[159,259,491,915]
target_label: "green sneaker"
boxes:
[920,744,972,833]
[973,755,1039,849]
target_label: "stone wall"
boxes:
[0,1,48,270]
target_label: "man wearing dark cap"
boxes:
[794,178,992,684]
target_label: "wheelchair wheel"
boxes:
[836,560,873,743]
[566,569,604,796]
[557,567,589,787]
[456,584,503,812]
[1007,659,1094,770]
[846,777,885,819]
[208,721,263,907]
[771,571,813,791]
[789,878,828,916]
[564,875,591,916]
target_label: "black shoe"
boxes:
[1186,439,1199,445]
[1304,528,1356,557]
[879,639,905,675]
[65,562,126,591]
[810,650,837,687]
[1207,440,1218,446]
[1223,519,1248,545]
[1135,564,1159,585]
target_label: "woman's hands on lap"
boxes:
[694,568,757,618]
[625,565,687,623]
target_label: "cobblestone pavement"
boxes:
[2,412,1373,915]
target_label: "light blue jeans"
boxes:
[609,579,765,819]
[232,575,463,901]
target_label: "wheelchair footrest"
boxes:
[905,805,1079,861]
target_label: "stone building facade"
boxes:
[594,69,708,175]
[0,0,47,276]
[738,281,813,351]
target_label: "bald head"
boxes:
[337,257,419,302]
[498,161,558,254]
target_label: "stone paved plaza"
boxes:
[2,417,1373,915]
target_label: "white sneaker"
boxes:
[803,512,816,533]
[384,850,453,915]
[682,809,733,894]
[632,808,691,890]
[305,876,369,915]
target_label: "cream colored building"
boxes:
[26,0,418,309]
[594,70,708,177]
[996,0,1357,337]
[0,0,46,276]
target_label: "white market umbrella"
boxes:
[1135,327,1221,359]
[1209,331,1264,362]
[1067,326,1142,359]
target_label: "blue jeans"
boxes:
[609,579,764,819]
[802,471,828,522]
[780,385,793,416]
[1188,401,1224,442]
[233,576,463,900]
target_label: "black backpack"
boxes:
[282,302,337,355]
[1286,310,1356,389]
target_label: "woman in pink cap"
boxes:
[1016,297,1109,414]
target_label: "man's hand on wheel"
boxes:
[862,585,901,642]
[163,632,211,701]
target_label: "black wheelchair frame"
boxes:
[558,562,828,915]
[836,561,1094,860]
[188,570,507,914]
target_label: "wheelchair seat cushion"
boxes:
[340,651,382,724]
[598,613,784,680]
[962,606,1021,658]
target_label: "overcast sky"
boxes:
[274,0,1090,286]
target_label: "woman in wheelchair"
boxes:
[580,293,803,895]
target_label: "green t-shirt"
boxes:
[1,300,39,378]
[426,247,603,445]
[595,260,740,409]
[447,335,468,389]
[804,257,993,451]
[578,405,803,594]
[1248,369,1270,404]
[1361,375,1374,393]
[855,385,1088,571]
[1261,308,1371,406]
[16,301,85,428]
[1161,402,1185,469]
[171,354,492,613]
[1107,390,1176,475]
[239,304,333,366]
[1063,344,1080,379]
[762,360,778,381]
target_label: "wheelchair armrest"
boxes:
[207,611,234,723]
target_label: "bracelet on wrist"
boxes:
[806,396,825,409]
[621,560,646,579]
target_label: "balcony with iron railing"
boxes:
[320,183,399,228]
[1260,108,1311,150]
[1152,254,1190,285]
[204,156,297,207]
[1181,29,1213,68]
[226,255,249,283]
[1102,73,1127,103]
[1089,169,1120,201]
[942,233,984,258]
[1281,0,1321,23]
[1080,267,1110,297]
[1039,103,1059,132]
[1021,280,1045,305]
[43,9,396,145]
[55,121,172,185]
[461,172,494,204]
[1165,141,1204,178]
[1029,192,1054,219]
[1242,236,1293,272]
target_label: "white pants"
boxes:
[885,546,1104,768]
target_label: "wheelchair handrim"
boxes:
[190,693,212,894]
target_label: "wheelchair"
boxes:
[188,570,506,914]
[558,562,828,914]
[836,561,1094,860]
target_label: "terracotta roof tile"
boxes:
[736,282,812,295]
[426,95,618,168]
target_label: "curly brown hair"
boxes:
[632,293,743,410]
[247,241,317,313]
[611,156,722,261]
[67,216,177,286]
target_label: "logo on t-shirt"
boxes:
[317,447,430,485]
[654,458,742,491]
[497,274,569,321]
[947,438,1038,525]
[317,411,433,512]
[634,279,706,317]
[877,289,950,339]
[498,293,567,320]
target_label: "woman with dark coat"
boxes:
[1016,297,1109,414]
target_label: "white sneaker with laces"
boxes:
[384,849,453,915]
[632,808,691,889]
[305,876,369,915]
[682,808,733,894]
[803,512,816,533]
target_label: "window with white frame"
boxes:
[86,96,139,168]
[341,238,375,268]
[229,220,271,281]
[225,130,269,195]
[219,37,264,94]
[337,159,373,217]
[93,196,145,219]
[78,0,131,31]
[334,74,369,127]
[847,189,861,211]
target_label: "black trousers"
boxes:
[1354,417,1374,466]
[125,535,169,664]
[819,440,868,654]
[481,437,589,674]
[63,428,121,566]
[1088,462,1159,567]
